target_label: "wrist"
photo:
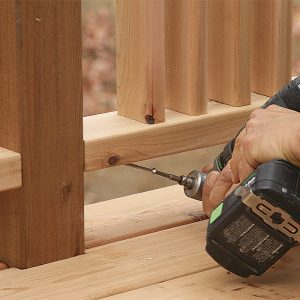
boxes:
[295,127,300,165]
[291,119,300,166]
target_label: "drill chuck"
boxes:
[180,170,207,201]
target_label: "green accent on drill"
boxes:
[210,202,224,224]
[241,172,256,188]
[216,157,225,172]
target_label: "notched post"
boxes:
[0,0,84,268]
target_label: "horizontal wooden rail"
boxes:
[0,147,21,192]
[83,94,268,171]
[0,94,268,190]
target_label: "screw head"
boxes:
[145,115,155,124]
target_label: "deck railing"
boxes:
[0,0,292,268]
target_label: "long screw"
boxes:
[127,163,182,183]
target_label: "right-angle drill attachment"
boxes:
[127,163,207,201]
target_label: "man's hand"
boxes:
[202,164,233,216]
[230,105,300,183]
[202,105,300,216]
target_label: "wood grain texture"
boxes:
[0,0,20,151]
[165,0,207,115]
[0,0,84,268]
[251,0,292,97]
[207,0,251,106]
[0,222,218,299]
[103,247,300,300]
[84,93,268,171]
[116,0,165,124]
[0,221,299,299]
[0,147,21,192]
[85,185,206,249]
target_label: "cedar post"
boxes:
[0,0,84,268]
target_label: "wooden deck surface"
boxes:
[0,185,299,299]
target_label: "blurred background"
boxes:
[83,0,300,204]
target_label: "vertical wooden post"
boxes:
[251,0,292,97]
[165,0,207,115]
[207,0,251,106]
[116,0,165,124]
[0,0,84,268]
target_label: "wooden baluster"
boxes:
[207,0,251,106]
[165,0,207,115]
[116,0,165,124]
[251,0,292,97]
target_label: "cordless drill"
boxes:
[129,77,300,277]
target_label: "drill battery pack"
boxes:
[206,160,300,277]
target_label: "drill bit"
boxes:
[127,163,182,183]
[127,163,207,201]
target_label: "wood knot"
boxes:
[108,155,120,166]
[62,184,72,200]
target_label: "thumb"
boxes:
[208,164,233,215]
[202,171,219,216]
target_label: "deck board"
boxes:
[0,222,217,299]
[85,185,206,249]
[0,221,298,299]
[103,246,300,300]
[1,186,299,299]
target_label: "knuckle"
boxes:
[203,203,212,217]
[238,162,244,172]
[242,134,253,148]
[220,167,233,184]
[245,120,254,130]
[235,134,243,146]
[249,108,262,119]
[230,158,236,169]
[206,171,219,186]
[266,104,278,111]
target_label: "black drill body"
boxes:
[206,160,300,277]
[128,77,300,277]
[208,77,300,276]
